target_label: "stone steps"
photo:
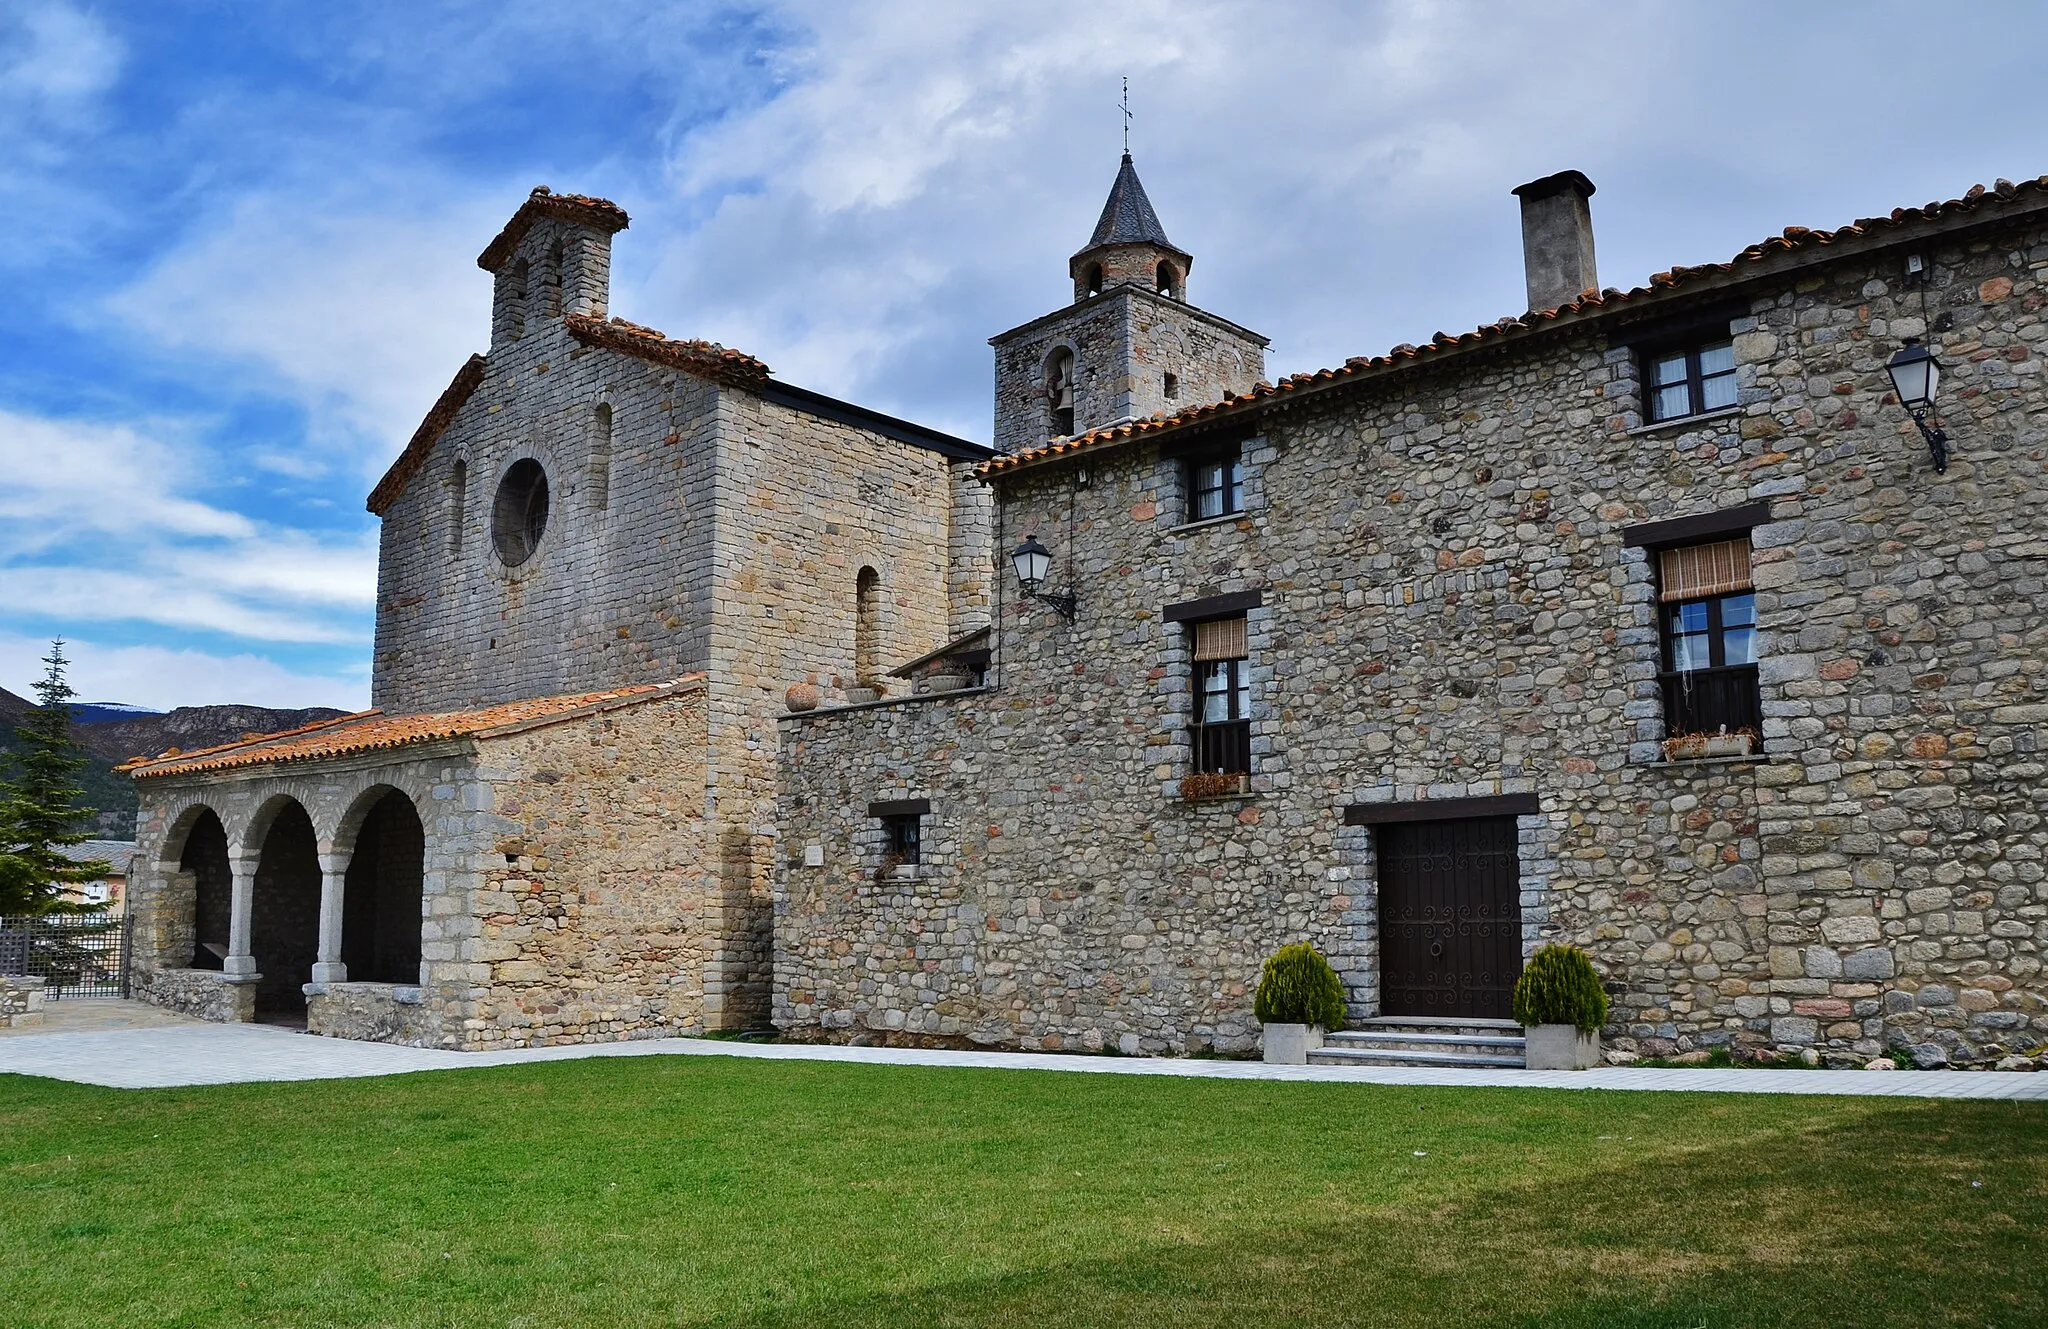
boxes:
[1309,1016,1527,1069]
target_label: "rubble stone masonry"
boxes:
[778,213,2048,1067]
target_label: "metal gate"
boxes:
[0,914,131,999]
[1376,817,1522,1019]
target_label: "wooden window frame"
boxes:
[1190,614,1251,776]
[879,812,921,866]
[1655,558,1761,737]
[1642,337,1738,423]
[1185,444,1244,522]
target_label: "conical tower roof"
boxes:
[1080,153,1183,254]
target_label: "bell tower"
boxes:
[989,155,1269,454]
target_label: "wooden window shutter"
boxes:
[1659,539,1752,602]
[1192,615,1248,662]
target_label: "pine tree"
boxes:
[0,642,111,916]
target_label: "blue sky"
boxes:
[4,1,2045,711]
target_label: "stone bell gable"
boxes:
[364,188,993,720]
[990,153,1268,455]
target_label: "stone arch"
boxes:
[447,457,469,559]
[505,257,529,340]
[855,565,882,684]
[590,400,613,512]
[156,801,231,972]
[1155,259,1181,300]
[244,795,321,1017]
[336,785,425,986]
[540,240,564,317]
[1079,261,1104,300]
[1043,345,1076,437]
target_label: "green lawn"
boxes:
[3,1058,2044,1328]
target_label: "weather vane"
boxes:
[1120,76,1131,153]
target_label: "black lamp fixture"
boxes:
[1885,337,1949,473]
[1011,534,1077,623]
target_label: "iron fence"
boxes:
[0,914,130,999]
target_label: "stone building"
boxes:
[775,169,2048,1069]
[122,188,993,1048]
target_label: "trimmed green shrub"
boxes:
[1254,942,1347,1030]
[1511,944,1609,1031]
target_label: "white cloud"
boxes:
[0,408,376,644]
[0,634,367,712]
[102,184,503,480]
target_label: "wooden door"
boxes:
[1377,817,1523,1019]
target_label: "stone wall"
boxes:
[306,980,437,1045]
[990,286,1266,454]
[1,975,46,1028]
[136,968,255,1023]
[371,311,724,714]
[462,686,714,1046]
[702,393,960,1025]
[779,209,2048,1067]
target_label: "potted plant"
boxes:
[1660,732,1709,761]
[872,851,906,884]
[1180,771,1249,801]
[1254,942,1346,1064]
[1512,944,1609,1070]
[1703,726,1757,758]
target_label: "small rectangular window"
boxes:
[1190,615,1251,774]
[1645,338,1738,422]
[880,813,921,866]
[1163,372,1179,399]
[1657,538,1761,736]
[1188,447,1243,521]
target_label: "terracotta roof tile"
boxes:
[121,677,705,780]
[979,173,2048,481]
[366,353,487,515]
[477,187,630,272]
[561,314,770,389]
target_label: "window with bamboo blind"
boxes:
[1190,615,1250,774]
[1657,538,1761,738]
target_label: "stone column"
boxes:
[312,851,349,984]
[224,853,259,978]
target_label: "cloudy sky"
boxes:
[4,1,2044,711]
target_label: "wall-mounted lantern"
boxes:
[1011,534,1077,623]
[1885,337,1949,473]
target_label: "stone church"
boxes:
[127,158,2048,1069]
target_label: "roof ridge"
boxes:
[562,313,771,389]
[126,680,706,780]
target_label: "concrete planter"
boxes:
[843,686,882,705]
[1261,1022,1324,1065]
[1704,732,1755,758]
[1524,1023,1600,1070]
[922,673,970,694]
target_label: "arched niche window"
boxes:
[504,259,529,340]
[541,241,565,317]
[855,566,881,683]
[1155,260,1180,300]
[590,403,613,511]
[446,460,468,558]
[1044,348,1076,437]
[1080,261,1104,300]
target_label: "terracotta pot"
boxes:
[784,682,819,713]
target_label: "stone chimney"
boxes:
[1511,170,1598,314]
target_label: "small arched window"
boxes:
[504,259,529,340]
[446,460,468,557]
[1045,348,1076,437]
[590,403,613,511]
[1081,262,1104,299]
[1155,261,1179,299]
[541,242,564,317]
[855,566,881,683]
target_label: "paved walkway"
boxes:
[2,1003,2043,1098]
